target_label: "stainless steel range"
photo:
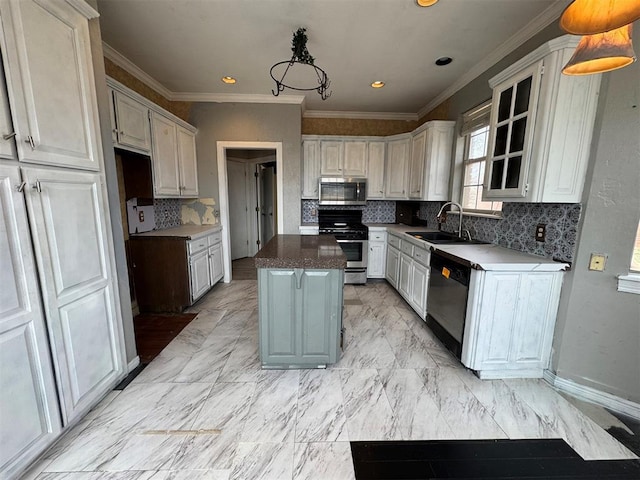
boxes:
[318,209,368,284]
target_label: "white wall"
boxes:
[551,59,640,403]
[190,103,301,234]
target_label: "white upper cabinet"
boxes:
[366,141,385,199]
[320,140,344,176]
[408,130,426,199]
[385,136,410,199]
[343,141,367,177]
[110,89,151,153]
[301,140,320,198]
[484,36,601,203]
[152,111,199,198]
[320,139,367,177]
[421,121,455,201]
[0,62,16,160]
[177,126,198,197]
[0,0,102,171]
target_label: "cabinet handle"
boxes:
[25,135,35,149]
[15,181,26,192]
[3,132,16,140]
[119,130,125,135]
[32,181,41,193]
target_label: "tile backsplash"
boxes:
[153,198,182,229]
[435,203,581,263]
[302,200,396,224]
[302,199,580,263]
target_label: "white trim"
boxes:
[65,0,99,19]
[544,370,640,420]
[217,142,284,283]
[417,1,570,118]
[102,42,174,99]
[617,273,640,295]
[171,92,306,105]
[303,110,418,121]
[127,356,140,373]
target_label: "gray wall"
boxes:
[190,103,302,234]
[552,60,640,402]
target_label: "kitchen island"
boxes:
[254,235,347,369]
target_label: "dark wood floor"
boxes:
[133,312,197,363]
[232,257,257,280]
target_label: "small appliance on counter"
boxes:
[396,201,428,226]
[126,197,155,234]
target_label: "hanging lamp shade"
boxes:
[560,0,640,35]
[562,23,636,75]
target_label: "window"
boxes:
[631,222,640,272]
[460,101,502,214]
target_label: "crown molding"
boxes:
[303,110,418,121]
[417,0,571,118]
[66,0,99,19]
[170,92,305,105]
[102,42,174,99]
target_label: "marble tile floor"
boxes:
[24,280,637,480]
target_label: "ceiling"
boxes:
[96,0,569,118]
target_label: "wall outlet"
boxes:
[310,207,317,217]
[535,223,546,242]
[589,253,607,271]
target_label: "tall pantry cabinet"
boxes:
[0,1,126,478]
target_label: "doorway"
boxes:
[217,142,284,282]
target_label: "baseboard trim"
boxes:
[127,356,140,373]
[544,370,640,420]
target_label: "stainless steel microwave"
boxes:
[318,177,367,205]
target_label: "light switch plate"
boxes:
[589,253,607,271]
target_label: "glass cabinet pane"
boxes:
[498,87,513,122]
[494,125,508,156]
[510,117,527,153]
[514,76,532,115]
[490,159,504,190]
[505,156,522,189]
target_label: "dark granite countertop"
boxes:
[254,235,347,269]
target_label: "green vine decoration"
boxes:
[291,28,315,65]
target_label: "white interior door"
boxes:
[228,159,249,260]
[261,164,276,245]
[0,162,61,478]
[21,166,124,424]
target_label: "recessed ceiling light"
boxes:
[371,81,385,88]
[416,0,438,6]
[221,76,236,84]
[435,57,453,66]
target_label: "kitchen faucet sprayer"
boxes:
[436,201,464,238]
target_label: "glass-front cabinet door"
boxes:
[484,60,542,199]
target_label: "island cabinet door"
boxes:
[299,270,342,364]
[258,268,342,366]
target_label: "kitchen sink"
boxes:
[405,231,486,244]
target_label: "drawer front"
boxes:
[400,240,414,256]
[413,246,430,266]
[369,231,387,242]
[187,238,208,255]
[208,231,222,246]
[388,234,401,249]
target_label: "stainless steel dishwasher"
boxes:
[426,250,472,359]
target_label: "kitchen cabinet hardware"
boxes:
[15,181,26,192]
[3,131,16,139]
[25,135,35,149]
[31,180,41,192]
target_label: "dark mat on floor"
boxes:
[351,439,640,479]
[133,312,198,363]
[607,410,640,457]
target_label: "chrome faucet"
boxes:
[436,201,464,238]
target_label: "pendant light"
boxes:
[562,23,636,75]
[560,0,640,35]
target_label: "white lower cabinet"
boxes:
[208,237,224,285]
[398,252,412,299]
[409,260,429,318]
[385,245,400,287]
[367,230,387,278]
[189,249,211,302]
[461,270,564,379]
[0,163,62,479]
